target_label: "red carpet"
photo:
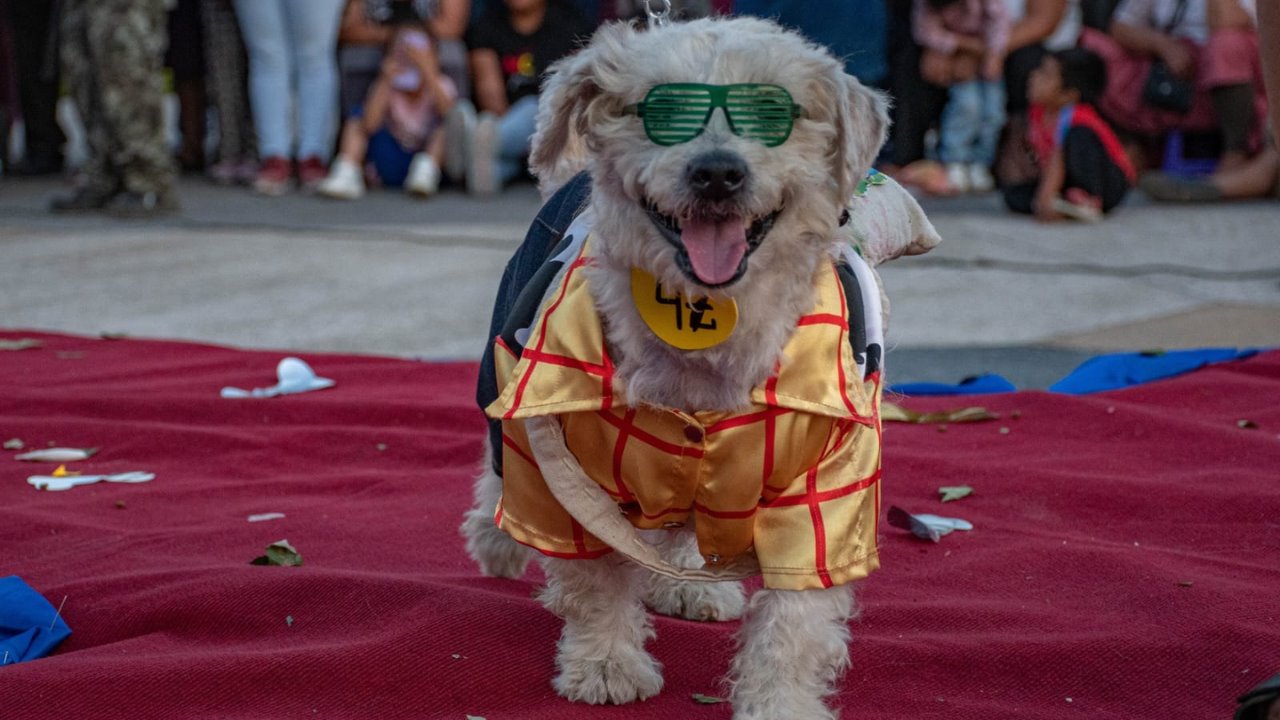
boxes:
[2,331,1277,719]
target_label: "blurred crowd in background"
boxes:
[0,0,1273,219]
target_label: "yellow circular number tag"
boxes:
[630,268,738,350]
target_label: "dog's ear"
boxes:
[529,41,604,198]
[829,72,891,201]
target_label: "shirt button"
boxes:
[683,424,704,443]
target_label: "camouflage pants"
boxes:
[61,0,175,195]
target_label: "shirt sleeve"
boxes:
[913,0,959,53]
[465,13,497,51]
[1112,0,1156,28]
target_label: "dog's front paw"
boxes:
[554,649,664,705]
[732,694,836,720]
[460,509,532,578]
[644,575,746,621]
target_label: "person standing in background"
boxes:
[234,0,346,195]
[201,0,258,186]
[4,0,64,176]
[51,0,178,217]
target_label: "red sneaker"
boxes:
[297,156,328,190]
[254,156,293,196]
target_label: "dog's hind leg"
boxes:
[459,442,533,578]
[540,556,664,705]
[729,584,857,720]
[641,529,746,622]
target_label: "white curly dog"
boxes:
[462,15,939,719]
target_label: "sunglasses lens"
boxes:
[725,85,796,147]
[642,86,713,145]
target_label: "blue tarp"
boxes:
[889,373,1018,396]
[1049,348,1259,395]
[0,576,72,666]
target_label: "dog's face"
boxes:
[531,17,889,297]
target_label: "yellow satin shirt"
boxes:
[487,240,883,591]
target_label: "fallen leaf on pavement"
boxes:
[3,439,23,450]
[0,338,42,351]
[250,540,303,567]
[692,694,728,704]
[882,402,998,424]
[938,486,974,503]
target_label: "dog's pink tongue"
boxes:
[680,217,748,285]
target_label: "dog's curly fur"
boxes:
[461,16,940,719]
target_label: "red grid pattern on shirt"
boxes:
[502,260,881,569]
[503,257,614,420]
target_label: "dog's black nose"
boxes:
[686,151,749,201]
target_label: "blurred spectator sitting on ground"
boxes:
[1137,0,1278,201]
[234,0,346,195]
[448,0,591,195]
[201,0,258,186]
[319,0,457,199]
[3,0,64,176]
[51,0,178,217]
[914,0,1012,193]
[1004,47,1136,220]
[1079,0,1267,172]
[1004,0,1081,113]
[339,0,471,112]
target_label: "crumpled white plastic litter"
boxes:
[28,471,155,492]
[220,357,334,399]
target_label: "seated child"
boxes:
[1003,48,1137,222]
[319,1,456,200]
[913,0,1010,193]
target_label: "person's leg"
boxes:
[1002,181,1039,214]
[939,81,981,166]
[8,0,65,170]
[168,0,206,171]
[87,0,177,211]
[283,0,345,161]
[496,94,541,184]
[1062,126,1131,211]
[339,45,384,114]
[334,117,370,164]
[975,79,1007,166]
[233,0,292,160]
[51,0,120,210]
[1211,143,1279,197]
[1200,4,1264,168]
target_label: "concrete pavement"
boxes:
[2,175,1278,387]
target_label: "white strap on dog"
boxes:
[526,415,762,582]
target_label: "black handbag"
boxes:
[1141,0,1194,113]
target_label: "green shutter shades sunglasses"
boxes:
[622,83,805,148]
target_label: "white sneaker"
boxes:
[945,163,970,194]
[405,153,441,197]
[468,112,500,196]
[443,99,475,183]
[316,157,365,200]
[968,163,995,193]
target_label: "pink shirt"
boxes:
[912,0,1011,56]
